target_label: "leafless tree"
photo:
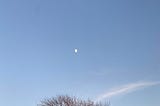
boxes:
[38,95,110,106]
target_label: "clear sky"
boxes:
[0,0,160,106]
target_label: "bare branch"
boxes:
[38,95,110,106]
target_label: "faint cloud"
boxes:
[95,81,160,102]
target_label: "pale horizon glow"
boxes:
[95,81,160,102]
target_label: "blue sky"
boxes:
[0,0,160,106]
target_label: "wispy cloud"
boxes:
[95,81,160,102]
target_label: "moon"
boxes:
[74,49,78,53]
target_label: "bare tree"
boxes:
[38,95,110,106]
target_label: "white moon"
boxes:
[74,49,78,53]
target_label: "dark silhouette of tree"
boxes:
[38,95,110,106]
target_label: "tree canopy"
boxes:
[38,95,110,106]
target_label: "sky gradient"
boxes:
[0,0,160,106]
